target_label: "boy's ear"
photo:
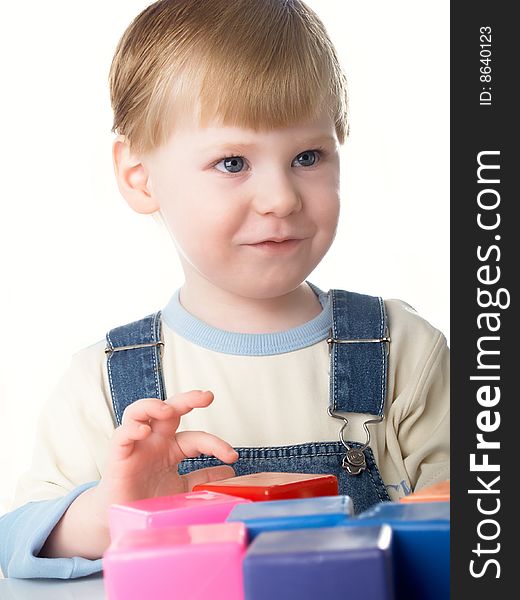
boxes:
[112,135,160,214]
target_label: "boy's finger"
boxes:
[121,391,214,428]
[183,465,236,491]
[149,391,216,436]
[164,390,214,415]
[121,397,175,427]
[175,430,239,464]
[111,422,151,460]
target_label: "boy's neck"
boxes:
[178,280,323,334]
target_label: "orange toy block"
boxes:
[399,480,450,503]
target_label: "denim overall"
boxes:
[105,287,391,513]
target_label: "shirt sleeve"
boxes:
[1,342,114,578]
[385,299,450,493]
[400,329,450,490]
[0,481,102,579]
[11,341,113,508]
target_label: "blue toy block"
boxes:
[353,501,450,600]
[243,525,394,600]
[227,495,354,541]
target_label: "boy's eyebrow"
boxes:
[205,135,337,153]
[297,135,337,147]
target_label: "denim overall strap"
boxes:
[325,289,391,505]
[105,311,166,426]
[328,289,389,416]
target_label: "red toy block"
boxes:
[192,472,338,501]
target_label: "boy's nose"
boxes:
[252,171,303,217]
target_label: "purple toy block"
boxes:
[243,525,394,600]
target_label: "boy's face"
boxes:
[126,107,341,299]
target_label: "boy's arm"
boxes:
[389,303,450,491]
[0,481,103,579]
[38,484,111,560]
[384,300,450,494]
[11,342,112,510]
[1,344,113,578]
[401,329,450,490]
[36,391,237,566]
[3,344,237,578]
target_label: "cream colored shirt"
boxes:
[12,294,449,509]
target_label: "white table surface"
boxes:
[0,573,106,599]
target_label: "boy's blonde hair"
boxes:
[109,0,349,156]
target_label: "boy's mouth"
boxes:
[247,238,303,252]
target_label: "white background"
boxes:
[0,1,449,514]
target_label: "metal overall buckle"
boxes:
[105,341,165,354]
[328,409,383,475]
[327,327,389,475]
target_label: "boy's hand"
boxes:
[95,390,238,518]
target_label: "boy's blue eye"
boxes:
[213,148,322,174]
[293,150,319,167]
[217,156,245,173]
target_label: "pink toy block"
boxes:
[103,521,247,600]
[108,490,252,541]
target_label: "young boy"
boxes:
[0,0,449,580]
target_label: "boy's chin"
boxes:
[220,275,314,300]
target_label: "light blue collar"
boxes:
[161,280,331,356]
